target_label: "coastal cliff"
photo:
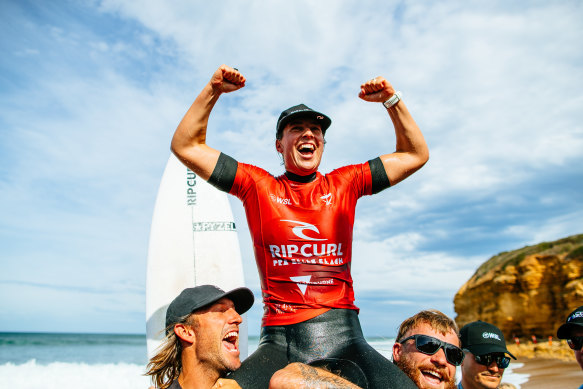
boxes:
[454,234,583,340]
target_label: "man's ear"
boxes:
[392,342,402,362]
[174,323,196,344]
[275,139,283,153]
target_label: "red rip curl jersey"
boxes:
[229,162,375,327]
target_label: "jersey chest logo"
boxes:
[281,220,327,241]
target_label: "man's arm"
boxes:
[359,77,429,186]
[269,363,362,389]
[171,65,245,180]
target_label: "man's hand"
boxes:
[358,76,395,103]
[210,65,246,94]
[211,378,242,388]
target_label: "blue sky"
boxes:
[1,0,581,336]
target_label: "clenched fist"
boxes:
[358,77,396,103]
[210,65,246,94]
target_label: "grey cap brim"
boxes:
[165,285,254,333]
[224,287,255,315]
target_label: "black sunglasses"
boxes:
[568,336,583,350]
[474,353,511,369]
[398,334,465,366]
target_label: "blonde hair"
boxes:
[145,314,197,389]
[396,309,459,341]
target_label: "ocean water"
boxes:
[0,332,527,388]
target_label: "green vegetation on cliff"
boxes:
[473,234,583,280]
[454,233,583,340]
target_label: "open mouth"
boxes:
[222,331,239,352]
[421,369,444,387]
[297,143,315,156]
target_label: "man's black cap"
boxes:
[557,306,583,339]
[165,285,254,333]
[276,104,331,139]
[460,320,516,359]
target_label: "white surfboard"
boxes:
[146,154,247,359]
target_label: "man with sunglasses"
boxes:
[458,321,516,389]
[392,310,463,389]
[557,305,583,380]
[269,310,460,389]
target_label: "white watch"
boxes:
[382,91,402,109]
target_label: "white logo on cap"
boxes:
[569,312,583,321]
[291,108,310,114]
[482,332,501,341]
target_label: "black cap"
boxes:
[557,306,583,339]
[165,285,254,333]
[276,104,331,139]
[460,321,516,359]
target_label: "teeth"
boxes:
[423,370,442,380]
[299,144,315,151]
[223,331,238,341]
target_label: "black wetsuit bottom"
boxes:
[228,309,417,389]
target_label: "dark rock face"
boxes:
[454,234,583,339]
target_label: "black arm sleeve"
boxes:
[208,152,238,193]
[368,157,391,194]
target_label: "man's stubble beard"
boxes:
[394,355,456,389]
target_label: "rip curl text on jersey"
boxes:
[208,153,390,326]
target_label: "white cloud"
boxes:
[0,1,581,335]
[351,237,482,295]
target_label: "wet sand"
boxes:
[514,357,582,389]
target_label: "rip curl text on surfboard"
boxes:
[186,169,197,206]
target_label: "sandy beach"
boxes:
[514,357,581,388]
[505,340,582,388]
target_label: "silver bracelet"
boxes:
[382,91,402,109]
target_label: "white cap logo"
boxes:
[482,332,501,341]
